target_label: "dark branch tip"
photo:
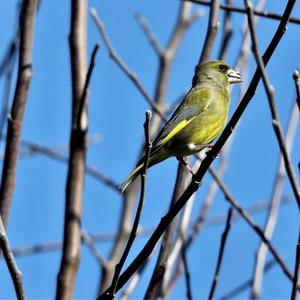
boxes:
[293,70,299,80]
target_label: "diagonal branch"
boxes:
[0,215,25,300]
[208,208,233,300]
[199,0,220,63]
[0,0,38,228]
[244,0,300,210]
[250,101,299,298]
[90,8,166,120]
[182,0,300,25]
[293,70,300,112]
[103,111,152,299]
[99,0,297,293]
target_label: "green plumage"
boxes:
[120,61,241,193]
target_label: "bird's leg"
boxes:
[176,156,194,175]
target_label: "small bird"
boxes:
[120,60,241,193]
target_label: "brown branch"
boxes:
[102,111,152,299]
[0,0,38,227]
[182,0,300,25]
[199,0,220,63]
[144,163,192,299]
[0,7,20,139]
[250,101,299,298]
[208,208,233,300]
[56,0,88,298]
[134,13,164,56]
[293,70,300,112]
[181,237,193,300]
[17,138,120,192]
[291,228,300,300]
[99,0,297,290]
[217,0,233,61]
[81,231,107,268]
[244,0,300,210]
[209,167,297,287]
[0,215,25,300]
[90,8,166,120]
[77,44,100,130]
[5,195,292,260]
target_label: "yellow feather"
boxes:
[157,116,197,147]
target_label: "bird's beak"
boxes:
[227,69,242,84]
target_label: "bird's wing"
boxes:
[151,87,212,154]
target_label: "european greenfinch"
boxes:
[120,60,241,193]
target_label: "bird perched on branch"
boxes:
[120,60,241,193]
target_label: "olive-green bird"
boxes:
[120,60,241,193]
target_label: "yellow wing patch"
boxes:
[157,116,197,147]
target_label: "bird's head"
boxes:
[192,60,242,87]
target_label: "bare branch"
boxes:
[0,215,25,300]
[90,8,166,120]
[56,0,88,298]
[135,13,163,56]
[209,167,297,287]
[182,0,300,25]
[0,0,38,227]
[81,231,107,268]
[293,70,300,112]
[6,195,292,260]
[291,228,300,300]
[250,101,299,298]
[244,0,300,210]
[208,208,233,300]
[199,0,220,63]
[218,0,233,61]
[77,44,100,131]
[17,138,120,192]
[102,111,152,299]
[145,163,192,299]
[181,237,193,300]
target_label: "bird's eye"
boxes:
[219,64,227,72]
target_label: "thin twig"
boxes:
[144,162,192,299]
[293,70,300,112]
[0,0,38,227]
[0,215,26,300]
[244,0,300,210]
[77,43,100,131]
[181,237,193,300]
[182,0,300,25]
[218,0,233,61]
[6,195,292,260]
[102,111,152,299]
[209,167,297,287]
[199,0,220,63]
[134,13,163,56]
[81,231,107,268]
[291,228,300,300]
[250,101,299,298]
[208,208,233,300]
[100,0,298,283]
[56,0,88,298]
[17,138,120,192]
[90,8,166,120]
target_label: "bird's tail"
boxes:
[120,163,144,194]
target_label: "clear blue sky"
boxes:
[0,0,299,299]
